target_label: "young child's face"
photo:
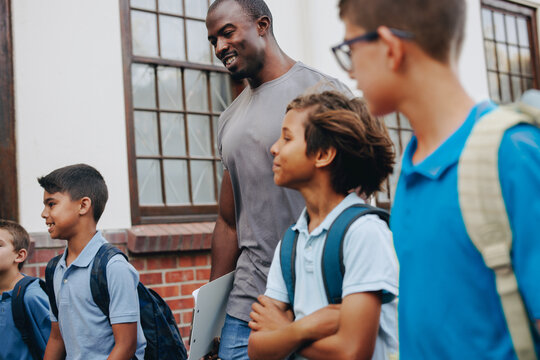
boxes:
[41,191,81,240]
[0,229,19,273]
[270,109,316,189]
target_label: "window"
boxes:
[481,0,539,103]
[120,0,233,224]
[376,113,414,209]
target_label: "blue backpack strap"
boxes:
[322,204,390,304]
[90,243,128,318]
[11,276,45,360]
[45,254,63,319]
[280,226,299,306]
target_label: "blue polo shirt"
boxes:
[1,276,51,360]
[266,193,399,360]
[50,232,146,359]
[391,101,540,359]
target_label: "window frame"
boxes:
[119,0,234,225]
[481,0,540,102]
[0,0,18,222]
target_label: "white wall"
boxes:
[266,0,357,91]
[12,0,132,232]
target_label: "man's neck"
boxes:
[299,176,346,233]
[399,60,475,164]
[65,226,97,267]
[248,42,295,88]
[0,269,23,294]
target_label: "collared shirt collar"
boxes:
[58,231,106,269]
[401,101,496,180]
[292,193,365,237]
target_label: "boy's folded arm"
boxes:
[248,296,340,360]
[108,322,138,360]
[43,322,66,360]
[298,292,382,360]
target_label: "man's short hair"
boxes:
[338,0,466,63]
[38,164,109,223]
[287,91,395,197]
[208,0,274,35]
[0,219,30,270]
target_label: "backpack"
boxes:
[458,90,540,360]
[280,203,390,306]
[44,243,188,360]
[11,276,48,360]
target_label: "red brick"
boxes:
[165,269,194,283]
[179,326,191,338]
[181,282,206,296]
[184,339,190,350]
[174,312,181,324]
[29,248,58,264]
[178,255,195,267]
[167,297,194,311]
[194,254,209,267]
[38,266,47,278]
[130,258,146,271]
[196,268,211,281]
[152,285,180,298]
[140,272,163,285]
[147,256,177,270]
[182,311,193,324]
[181,234,193,250]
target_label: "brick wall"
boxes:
[26,225,214,348]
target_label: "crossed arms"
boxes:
[248,292,382,360]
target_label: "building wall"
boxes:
[12,0,131,233]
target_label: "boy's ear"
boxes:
[315,147,337,169]
[78,196,92,216]
[14,248,28,266]
[378,26,406,71]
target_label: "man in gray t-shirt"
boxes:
[206,1,350,358]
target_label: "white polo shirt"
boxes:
[265,193,399,360]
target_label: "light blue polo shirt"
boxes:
[391,101,540,359]
[50,231,146,359]
[1,277,51,360]
[266,193,399,360]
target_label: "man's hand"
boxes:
[202,337,221,360]
[249,295,294,332]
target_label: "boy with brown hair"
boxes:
[39,164,146,360]
[247,91,398,360]
[0,219,51,360]
[333,0,540,358]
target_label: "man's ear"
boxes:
[79,197,92,216]
[257,16,271,36]
[315,147,337,169]
[378,26,406,71]
[15,248,28,266]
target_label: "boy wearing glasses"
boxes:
[334,0,540,358]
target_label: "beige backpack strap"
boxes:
[458,105,537,360]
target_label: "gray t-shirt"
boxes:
[218,62,351,322]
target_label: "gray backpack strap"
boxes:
[458,99,538,360]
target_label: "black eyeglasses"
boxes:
[331,28,414,72]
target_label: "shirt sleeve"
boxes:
[106,255,140,324]
[499,123,540,319]
[24,283,52,353]
[341,214,399,303]
[264,241,290,304]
